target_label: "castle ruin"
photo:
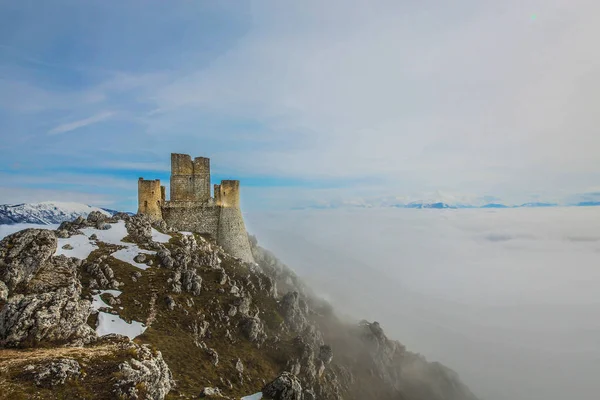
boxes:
[137,153,254,263]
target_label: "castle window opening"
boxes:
[144,200,148,208]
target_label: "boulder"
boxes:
[28,358,81,388]
[262,372,303,400]
[113,344,173,400]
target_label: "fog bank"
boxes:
[246,207,600,400]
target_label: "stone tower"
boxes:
[217,180,254,263]
[137,178,164,220]
[170,153,211,202]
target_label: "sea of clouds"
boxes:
[246,207,600,400]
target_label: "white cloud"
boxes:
[246,207,600,400]
[48,111,115,135]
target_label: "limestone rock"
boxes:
[157,248,174,269]
[0,283,95,347]
[240,316,267,344]
[234,358,245,374]
[86,211,106,224]
[0,229,95,347]
[280,292,308,333]
[0,229,57,292]
[319,345,333,364]
[133,253,147,263]
[262,372,303,400]
[181,268,202,296]
[125,214,153,244]
[29,358,81,388]
[0,280,7,302]
[199,387,224,397]
[113,344,174,400]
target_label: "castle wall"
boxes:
[217,207,254,263]
[162,204,220,238]
[138,178,163,220]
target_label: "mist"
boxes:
[245,207,600,400]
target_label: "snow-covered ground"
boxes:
[96,311,147,340]
[56,234,98,259]
[54,220,170,270]
[91,289,146,339]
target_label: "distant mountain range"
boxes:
[0,202,128,225]
[295,200,600,210]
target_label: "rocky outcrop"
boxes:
[280,291,308,333]
[114,343,174,400]
[0,230,95,347]
[262,372,303,400]
[84,255,120,290]
[125,214,154,245]
[26,358,81,388]
[0,229,57,292]
[240,316,267,345]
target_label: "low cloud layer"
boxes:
[246,207,600,400]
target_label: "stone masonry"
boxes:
[138,153,254,263]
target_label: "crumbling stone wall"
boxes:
[162,204,220,237]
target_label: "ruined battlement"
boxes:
[137,153,254,263]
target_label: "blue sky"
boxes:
[1,0,599,211]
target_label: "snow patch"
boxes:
[80,221,129,245]
[111,247,155,270]
[241,393,263,400]
[152,228,171,243]
[180,231,193,236]
[91,290,122,311]
[55,234,98,259]
[96,312,147,340]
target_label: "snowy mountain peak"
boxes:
[0,202,113,225]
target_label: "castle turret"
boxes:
[219,180,240,208]
[138,178,163,220]
[217,180,254,263]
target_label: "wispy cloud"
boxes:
[47,111,115,135]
